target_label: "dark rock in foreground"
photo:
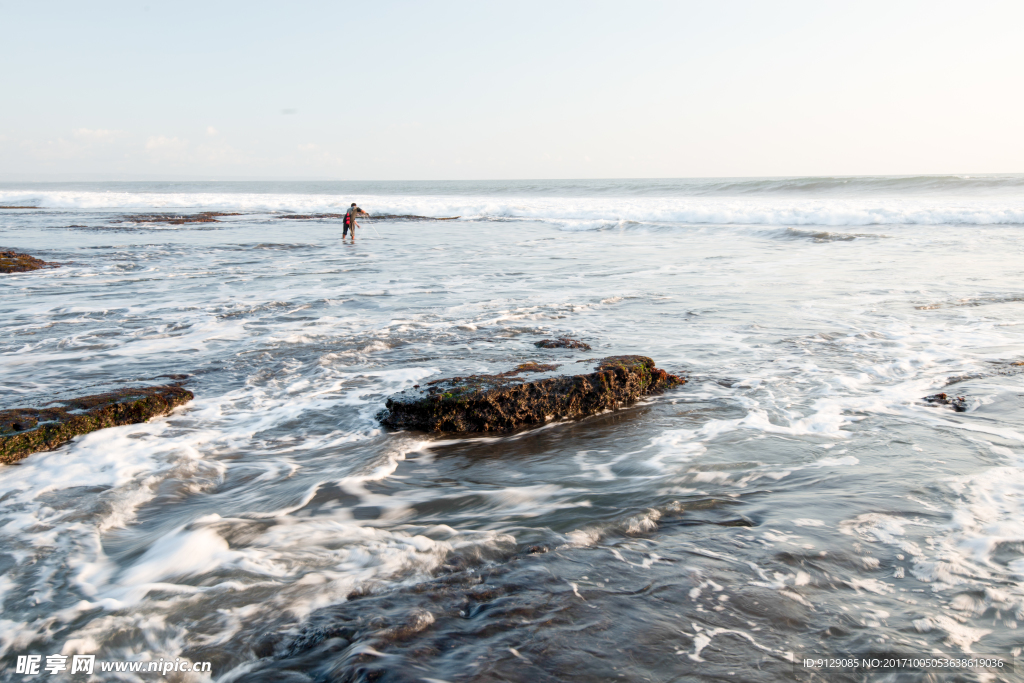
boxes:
[0,386,194,464]
[924,392,967,412]
[379,355,682,433]
[0,250,58,273]
[535,337,591,350]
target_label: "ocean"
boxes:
[1,176,1023,681]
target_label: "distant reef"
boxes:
[379,355,682,434]
[112,212,241,225]
[278,213,459,221]
[0,386,194,464]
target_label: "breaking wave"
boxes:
[3,188,1024,228]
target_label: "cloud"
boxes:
[145,135,187,151]
[207,126,218,136]
[73,128,120,141]
[16,133,126,162]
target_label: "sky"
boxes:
[1,0,1022,180]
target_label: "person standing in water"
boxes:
[343,203,361,239]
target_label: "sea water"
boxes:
[1,177,1023,681]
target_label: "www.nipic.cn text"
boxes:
[14,654,212,676]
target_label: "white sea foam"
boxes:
[3,189,1024,226]
[0,361,451,659]
[838,444,1024,647]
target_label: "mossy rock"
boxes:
[0,250,57,273]
[535,337,591,350]
[0,386,194,465]
[379,355,682,433]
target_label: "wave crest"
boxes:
[3,189,1024,227]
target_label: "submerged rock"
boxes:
[535,337,592,350]
[379,355,682,433]
[0,386,194,464]
[0,249,58,273]
[924,392,968,412]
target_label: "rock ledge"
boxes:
[379,355,682,433]
[1,250,58,273]
[0,386,194,464]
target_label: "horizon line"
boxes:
[1,172,1023,184]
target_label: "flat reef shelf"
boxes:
[112,212,242,225]
[0,386,194,464]
[379,355,683,434]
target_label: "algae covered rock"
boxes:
[534,337,591,350]
[0,250,57,273]
[0,386,194,464]
[379,355,682,434]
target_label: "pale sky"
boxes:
[2,0,1022,180]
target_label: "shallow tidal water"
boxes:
[2,177,1024,682]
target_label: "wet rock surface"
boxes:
[534,337,591,350]
[209,501,796,683]
[0,385,194,464]
[0,249,58,273]
[380,355,683,433]
[236,549,592,683]
[923,392,968,412]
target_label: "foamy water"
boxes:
[1,177,1023,681]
